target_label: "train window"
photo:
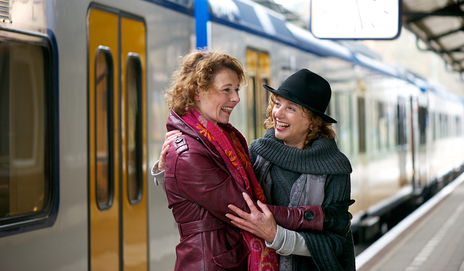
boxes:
[333,92,354,156]
[431,112,436,141]
[167,0,193,8]
[0,37,56,230]
[456,116,463,137]
[396,97,407,146]
[126,54,143,204]
[376,101,388,151]
[357,96,366,153]
[418,106,427,145]
[95,48,114,210]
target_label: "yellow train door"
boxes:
[88,6,147,271]
[245,49,271,142]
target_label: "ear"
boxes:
[194,94,200,101]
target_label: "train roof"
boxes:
[401,0,464,76]
[208,1,426,84]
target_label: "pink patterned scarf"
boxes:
[182,109,278,271]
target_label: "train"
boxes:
[1,0,464,270]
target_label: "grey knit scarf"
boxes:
[250,129,352,175]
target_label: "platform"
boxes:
[356,173,464,271]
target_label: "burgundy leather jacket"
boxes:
[164,110,324,271]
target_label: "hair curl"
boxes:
[263,93,336,148]
[165,50,245,116]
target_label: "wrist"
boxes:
[266,225,277,243]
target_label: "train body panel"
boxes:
[1,0,464,270]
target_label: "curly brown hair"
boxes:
[263,93,336,148]
[165,50,245,116]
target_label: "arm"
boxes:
[170,144,326,231]
[158,130,182,172]
[266,225,311,257]
[151,130,181,187]
[151,161,165,187]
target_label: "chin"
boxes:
[274,131,284,140]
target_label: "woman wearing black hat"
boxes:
[227,69,356,271]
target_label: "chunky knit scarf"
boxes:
[250,129,352,175]
[182,110,278,271]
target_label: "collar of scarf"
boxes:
[250,129,352,174]
[182,109,278,271]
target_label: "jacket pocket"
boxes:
[212,239,250,270]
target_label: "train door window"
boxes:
[245,48,270,142]
[261,75,270,123]
[125,54,143,204]
[246,70,257,141]
[95,47,114,209]
[0,34,57,234]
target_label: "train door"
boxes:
[87,6,147,271]
[245,48,271,142]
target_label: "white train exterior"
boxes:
[0,0,463,270]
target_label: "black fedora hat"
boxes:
[263,69,337,123]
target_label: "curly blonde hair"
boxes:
[263,93,336,148]
[165,50,245,116]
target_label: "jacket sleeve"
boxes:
[169,145,322,231]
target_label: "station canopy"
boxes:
[402,0,464,75]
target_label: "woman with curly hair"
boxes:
[153,50,353,271]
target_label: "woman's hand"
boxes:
[158,130,182,171]
[226,192,277,243]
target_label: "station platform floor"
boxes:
[355,172,464,271]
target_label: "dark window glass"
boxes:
[0,40,52,225]
[126,55,143,204]
[95,49,114,210]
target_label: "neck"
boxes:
[283,141,305,149]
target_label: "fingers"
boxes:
[163,131,182,148]
[226,213,257,234]
[256,200,272,217]
[242,192,259,213]
[158,131,181,171]
[227,203,250,220]
[165,130,181,140]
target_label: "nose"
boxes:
[274,105,284,118]
[231,90,240,103]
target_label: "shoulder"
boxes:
[312,137,352,174]
[165,135,219,176]
[169,134,213,157]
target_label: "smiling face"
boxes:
[272,95,311,149]
[194,68,240,124]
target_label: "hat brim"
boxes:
[263,84,337,123]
